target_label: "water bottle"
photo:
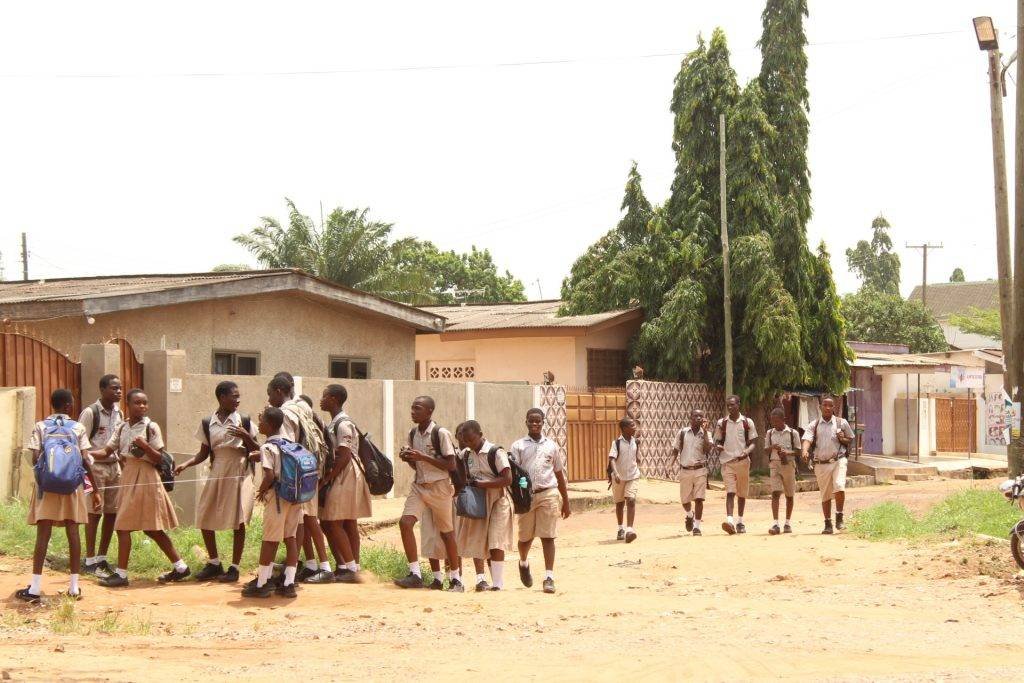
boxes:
[519,476,528,489]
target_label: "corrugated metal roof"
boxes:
[907,280,999,319]
[940,323,1001,351]
[0,270,284,304]
[850,351,945,369]
[424,300,641,332]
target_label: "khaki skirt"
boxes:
[320,460,372,521]
[114,456,179,532]
[27,486,89,526]
[456,488,513,560]
[196,449,255,531]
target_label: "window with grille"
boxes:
[329,357,370,379]
[212,351,260,375]
[586,349,628,388]
[426,361,476,382]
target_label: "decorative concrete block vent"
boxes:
[536,384,568,464]
[626,380,725,479]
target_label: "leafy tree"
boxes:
[841,288,947,353]
[211,263,250,272]
[845,215,901,295]
[382,239,525,304]
[948,307,1001,339]
[803,243,853,394]
[950,267,966,282]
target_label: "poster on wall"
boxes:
[950,366,985,389]
[985,390,1011,446]
[1014,402,1022,439]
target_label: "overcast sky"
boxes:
[0,1,1015,299]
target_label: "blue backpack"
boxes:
[268,437,318,505]
[35,417,86,495]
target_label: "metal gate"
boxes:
[565,390,627,481]
[0,332,82,422]
[109,338,144,413]
[851,368,883,454]
[935,397,977,453]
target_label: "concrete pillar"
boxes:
[880,372,899,456]
[80,343,120,413]
[142,349,194,524]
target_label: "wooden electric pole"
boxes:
[1014,0,1024,402]
[719,112,733,397]
[906,242,943,308]
[20,233,28,281]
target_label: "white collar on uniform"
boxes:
[210,411,238,426]
[417,420,436,437]
[727,414,745,423]
[476,439,495,454]
[96,401,121,416]
[525,435,548,445]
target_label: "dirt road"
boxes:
[2,479,1022,682]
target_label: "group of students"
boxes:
[607,394,855,542]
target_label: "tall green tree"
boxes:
[803,243,853,393]
[841,288,947,353]
[949,267,966,282]
[845,214,901,295]
[382,239,526,304]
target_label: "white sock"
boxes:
[345,561,357,572]
[727,515,734,525]
[283,565,297,586]
[29,574,42,595]
[173,559,187,573]
[785,518,791,525]
[490,561,504,589]
[617,524,624,531]
[208,557,221,566]
[625,527,634,534]
[69,574,79,595]
[319,561,331,572]
[230,564,240,572]
[519,560,529,569]
[115,567,128,579]
[85,557,98,566]
[737,517,743,525]
[685,511,694,519]
[304,559,317,571]
[476,573,487,584]
[544,570,554,580]
[694,519,702,530]
[354,563,360,572]
[773,518,779,525]
[256,564,272,587]
[450,569,461,582]
[409,562,422,578]
[97,555,107,563]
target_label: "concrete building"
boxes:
[0,269,444,380]
[415,300,643,388]
[908,280,1001,349]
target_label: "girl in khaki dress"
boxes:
[457,420,514,592]
[318,384,373,583]
[175,381,258,584]
[93,390,190,588]
[16,389,103,603]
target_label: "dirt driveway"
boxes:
[2,479,1022,682]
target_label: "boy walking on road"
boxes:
[714,395,757,535]
[608,417,640,543]
[801,396,854,535]
[672,409,712,536]
[766,407,800,535]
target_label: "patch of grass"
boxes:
[361,544,434,583]
[49,595,81,635]
[851,489,1022,541]
[96,609,152,636]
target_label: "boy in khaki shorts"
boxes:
[78,373,123,579]
[394,396,464,592]
[672,409,712,536]
[765,407,800,535]
[714,395,757,535]
[608,417,641,543]
[801,396,854,535]
[510,408,570,594]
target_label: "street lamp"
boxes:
[974,16,999,50]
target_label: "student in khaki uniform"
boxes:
[510,408,570,595]
[608,417,641,543]
[174,380,259,583]
[267,375,333,584]
[78,373,123,579]
[16,389,103,603]
[94,390,190,587]
[713,395,757,535]
[801,396,855,535]
[242,407,301,599]
[422,422,465,590]
[394,396,464,592]
[671,409,713,536]
[457,421,514,592]
[766,407,801,535]
[318,383,372,584]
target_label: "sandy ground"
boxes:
[2,478,1023,682]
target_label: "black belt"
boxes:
[681,463,706,471]
[815,456,846,464]
[725,454,749,463]
[533,486,554,494]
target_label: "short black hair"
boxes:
[727,394,741,404]
[454,421,466,435]
[215,380,238,399]
[619,417,635,429]
[50,388,74,410]
[526,408,545,420]
[273,371,294,386]
[413,395,435,411]
[770,407,786,417]
[461,419,482,436]
[299,394,313,407]
[268,377,292,394]
[126,388,146,403]
[821,395,835,405]
[99,374,120,390]
[324,384,348,405]
[262,406,284,430]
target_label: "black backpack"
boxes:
[409,426,466,490]
[486,445,533,514]
[347,423,393,496]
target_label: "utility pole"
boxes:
[719,112,733,397]
[906,242,943,308]
[1015,0,1024,403]
[20,233,28,281]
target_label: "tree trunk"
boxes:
[1010,435,1024,477]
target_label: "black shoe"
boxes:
[692,528,702,536]
[194,562,225,581]
[475,580,491,592]
[275,582,298,598]
[685,517,694,532]
[295,566,316,582]
[542,577,555,594]
[519,563,533,588]
[218,566,240,583]
[736,523,746,534]
[94,560,115,580]
[722,521,736,535]
[245,573,281,590]
[625,530,637,543]
[241,582,274,598]
[334,569,361,584]
[157,567,191,583]
[81,562,98,577]
[302,569,335,584]
[822,521,834,535]
[769,524,781,536]
[99,573,129,588]
[835,514,846,531]
[489,586,502,591]
[394,573,425,589]
[783,524,792,534]
[428,578,444,590]
[15,587,41,603]
[447,578,465,593]
[616,528,625,541]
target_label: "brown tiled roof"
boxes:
[423,300,642,332]
[0,270,282,304]
[907,280,999,319]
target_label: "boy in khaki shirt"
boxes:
[713,395,757,535]
[608,418,641,543]
[765,407,801,535]
[78,373,123,579]
[672,409,713,536]
[801,396,855,535]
